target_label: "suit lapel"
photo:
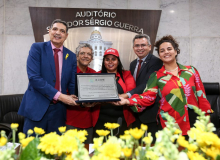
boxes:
[130,60,137,75]
[46,41,56,77]
[61,47,68,81]
[137,54,152,79]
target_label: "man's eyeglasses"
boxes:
[134,44,149,48]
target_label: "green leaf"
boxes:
[39,151,55,159]
[216,155,220,160]
[20,138,40,160]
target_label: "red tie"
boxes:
[54,49,60,91]
[136,60,143,80]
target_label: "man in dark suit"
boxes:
[121,34,163,142]
[18,19,77,134]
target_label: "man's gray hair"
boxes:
[133,34,151,45]
[75,43,94,58]
[50,19,68,32]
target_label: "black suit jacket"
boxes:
[129,53,163,123]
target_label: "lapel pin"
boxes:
[65,53,69,60]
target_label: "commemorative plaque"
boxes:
[76,73,120,103]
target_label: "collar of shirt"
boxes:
[137,54,148,62]
[51,41,63,54]
[77,66,89,73]
[160,63,189,75]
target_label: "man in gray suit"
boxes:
[121,34,163,142]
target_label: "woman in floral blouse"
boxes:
[115,35,213,136]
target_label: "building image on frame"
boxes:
[44,27,137,72]
[79,30,113,71]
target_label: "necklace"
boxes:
[165,67,178,72]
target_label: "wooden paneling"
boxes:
[29,7,161,52]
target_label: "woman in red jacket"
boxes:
[92,48,136,138]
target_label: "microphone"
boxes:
[114,117,122,136]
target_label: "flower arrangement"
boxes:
[1,106,220,160]
[179,106,220,160]
[0,126,89,160]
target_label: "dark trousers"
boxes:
[23,102,66,135]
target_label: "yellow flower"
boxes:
[196,132,219,147]
[11,123,19,129]
[65,129,87,142]
[18,132,26,141]
[59,135,78,155]
[174,129,182,134]
[122,147,132,157]
[124,130,130,135]
[141,124,148,131]
[187,151,207,160]
[98,142,121,159]
[65,53,69,60]
[214,139,220,147]
[96,130,110,136]
[34,127,45,135]
[0,137,7,146]
[27,129,33,136]
[201,146,220,159]
[65,129,78,137]
[104,123,120,129]
[91,154,119,160]
[58,126,66,133]
[120,134,131,140]
[20,136,34,148]
[93,137,104,149]
[76,130,88,143]
[177,136,189,148]
[37,132,60,155]
[143,132,153,144]
[187,144,198,152]
[65,153,73,160]
[129,128,144,140]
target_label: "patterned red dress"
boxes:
[128,63,213,135]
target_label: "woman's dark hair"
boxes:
[154,35,180,58]
[101,55,125,82]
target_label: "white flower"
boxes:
[207,123,216,132]
[72,148,90,160]
[178,152,189,160]
[158,156,166,160]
